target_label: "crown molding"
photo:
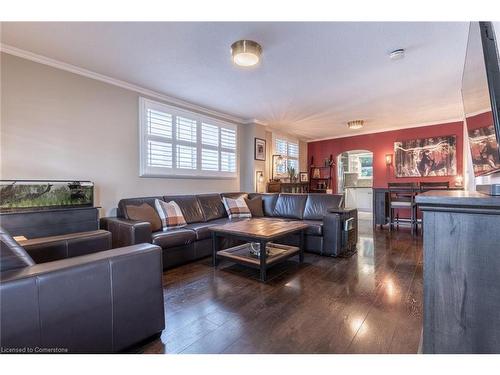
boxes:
[306,117,465,143]
[0,43,248,125]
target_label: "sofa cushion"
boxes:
[248,193,279,217]
[302,220,323,236]
[185,222,218,240]
[151,228,196,249]
[0,226,35,271]
[244,196,264,217]
[303,194,344,220]
[197,194,226,221]
[207,217,234,225]
[118,196,164,219]
[125,203,162,232]
[221,192,248,199]
[222,196,252,220]
[155,200,188,230]
[163,195,205,224]
[273,194,308,220]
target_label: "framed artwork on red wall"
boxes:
[394,135,457,177]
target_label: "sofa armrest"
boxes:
[100,217,152,248]
[0,244,165,353]
[322,208,358,256]
[19,230,112,263]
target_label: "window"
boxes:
[139,98,238,178]
[359,155,373,178]
[274,137,300,176]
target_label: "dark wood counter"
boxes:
[416,190,500,353]
[372,187,464,228]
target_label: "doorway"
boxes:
[337,150,373,212]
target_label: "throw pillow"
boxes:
[222,196,252,220]
[126,203,162,232]
[154,199,187,230]
[244,196,264,217]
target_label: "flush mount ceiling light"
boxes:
[347,120,364,130]
[231,40,262,67]
[389,48,405,60]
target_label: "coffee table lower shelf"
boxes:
[214,242,303,282]
[216,242,300,269]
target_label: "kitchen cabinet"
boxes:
[345,187,373,212]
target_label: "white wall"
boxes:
[0,53,241,216]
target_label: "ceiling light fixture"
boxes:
[389,48,405,60]
[347,120,364,130]
[231,40,262,67]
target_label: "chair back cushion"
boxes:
[0,226,35,272]
[118,196,164,219]
[273,194,308,220]
[248,193,279,217]
[222,196,252,220]
[125,203,162,232]
[244,196,264,217]
[197,194,226,221]
[221,192,248,199]
[163,195,205,223]
[154,200,188,230]
[303,194,344,220]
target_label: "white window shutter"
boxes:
[140,98,237,177]
[176,116,197,143]
[147,140,172,168]
[147,109,172,138]
[202,123,219,147]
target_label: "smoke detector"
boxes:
[389,49,405,60]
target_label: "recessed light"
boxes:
[347,120,364,130]
[231,40,262,67]
[389,49,405,60]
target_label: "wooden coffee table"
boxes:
[210,218,308,282]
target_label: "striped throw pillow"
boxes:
[154,199,187,230]
[222,196,252,220]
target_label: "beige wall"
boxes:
[1,53,308,215]
[239,122,268,193]
[0,53,241,216]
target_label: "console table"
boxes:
[416,190,500,353]
[0,206,100,238]
[266,182,309,193]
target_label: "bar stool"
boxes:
[418,181,450,234]
[388,182,418,236]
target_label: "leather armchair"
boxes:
[0,227,165,353]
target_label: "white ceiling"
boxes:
[1,22,470,141]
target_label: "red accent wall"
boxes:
[307,121,464,192]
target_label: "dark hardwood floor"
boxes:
[134,214,423,354]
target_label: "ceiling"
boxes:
[1,22,470,141]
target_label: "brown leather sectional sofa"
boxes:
[100,192,357,269]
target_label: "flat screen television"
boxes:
[462,22,500,193]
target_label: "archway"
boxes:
[336,150,373,212]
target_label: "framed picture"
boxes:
[299,172,308,182]
[394,135,457,177]
[254,138,266,161]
